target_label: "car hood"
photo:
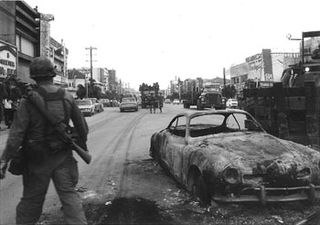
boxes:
[194,132,320,175]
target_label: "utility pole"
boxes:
[85,46,97,97]
[223,67,226,89]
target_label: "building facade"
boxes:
[0,2,16,81]
[50,37,68,86]
[108,69,117,92]
[229,49,300,95]
[0,1,40,83]
[0,1,69,86]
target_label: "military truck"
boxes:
[141,89,156,108]
[242,31,320,147]
[182,82,225,109]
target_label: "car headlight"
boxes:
[296,167,311,179]
[223,167,240,184]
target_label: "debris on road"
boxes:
[271,215,284,224]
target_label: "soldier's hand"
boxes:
[0,160,8,179]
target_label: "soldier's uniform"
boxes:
[0,57,89,225]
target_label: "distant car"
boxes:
[150,109,320,205]
[164,99,171,104]
[75,99,95,116]
[119,97,138,112]
[226,98,238,108]
[172,99,180,105]
[111,100,119,107]
[89,98,104,113]
[101,98,111,107]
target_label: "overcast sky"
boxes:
[27,0,319,90]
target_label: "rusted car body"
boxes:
[150,109,320,204]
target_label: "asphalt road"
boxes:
[1,104,319,225]
[0,104,188,225]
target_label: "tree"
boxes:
[92,85,102,99]
[222,85,237,99]
[171,92,179,101]
[76,84,86,99]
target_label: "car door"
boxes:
[161,115,187,181]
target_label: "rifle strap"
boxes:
[27,90,66,131]
[35,87,69,124]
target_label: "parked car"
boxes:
[119,97,138,112]
[172,99,180,105]
[75,99,95,116]
[164,99,171,104]
[150,109,320,205]
[89,98,104,113]
[226,98,238,108]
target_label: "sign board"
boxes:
[0,41,17,79]
[246,53,263,71]
[264,73,273,81]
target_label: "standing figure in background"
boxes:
[149,93,156,113]
[158,92,164,113]
[3,98,13,129]
[0,81,8,130]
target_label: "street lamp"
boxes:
[286,33,301,41]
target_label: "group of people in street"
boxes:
[149,92,164,113]
[0,78,22,130]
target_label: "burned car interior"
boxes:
[168,112,264,138]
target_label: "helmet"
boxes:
[30,56,56,79]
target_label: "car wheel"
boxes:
[149,143,160,161]
[189,173,211,206]
[196,101,202,110]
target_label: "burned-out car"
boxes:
[150,109,320,205]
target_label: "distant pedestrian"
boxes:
[3,98,13,128]
[149,93,157,113]
[0,81,8,129]
[158,93,164,113]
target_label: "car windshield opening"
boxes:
[190,114,225,137]
[189,113,263,137]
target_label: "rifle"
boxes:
[28,92,92,164]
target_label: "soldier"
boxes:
[149,93,156,113]
[158,92,164,113]
[0,56,89,225]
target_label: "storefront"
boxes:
[0,40,17,81]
